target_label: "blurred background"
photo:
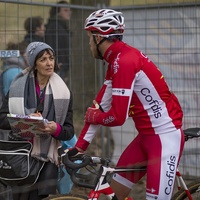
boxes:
[0,0,200,187]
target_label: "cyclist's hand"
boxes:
[85,100,103,125]
[65,146,84,160]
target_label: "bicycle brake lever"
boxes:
[57,146,65,181]
[58,163,65,181]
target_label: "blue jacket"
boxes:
[2,56,26,95]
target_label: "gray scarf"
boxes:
[8,67,70,164]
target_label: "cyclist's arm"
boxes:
[96,65,134,126]
[75,80,111,150]
[76,58,136,151]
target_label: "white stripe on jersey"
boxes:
[84,124,101,143]
[112,88,132,96]
[100,80,112,112]
[112,79,135,121]
[134,70,175,134]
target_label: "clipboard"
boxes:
[7,114,49,138]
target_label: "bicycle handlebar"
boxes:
[58,146,110,189]
[58,146,92,169]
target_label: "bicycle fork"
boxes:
[176,169,193,200]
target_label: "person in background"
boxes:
[67,9,185,200]
[24,16,45,43]
[45,0,71,83]
[0,41,27,200]
[2,41,28,97]
[0,41,74,200]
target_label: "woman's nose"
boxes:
[46,58,51,65]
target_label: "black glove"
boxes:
[65,147,84,160]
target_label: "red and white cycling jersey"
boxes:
[76,41,183,150]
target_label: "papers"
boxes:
[7,114,49,138]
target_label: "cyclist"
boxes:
[67,9,185,200]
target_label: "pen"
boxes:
[37,110,39,115]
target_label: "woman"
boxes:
[0,41,74,200]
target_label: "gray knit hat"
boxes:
[26,42,54,68]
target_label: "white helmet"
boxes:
[84,9,125,35]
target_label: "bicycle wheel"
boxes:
[171,180,200,200]
[43,194,88,200]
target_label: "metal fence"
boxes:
[113,4,200,177]
[0,0,200,183]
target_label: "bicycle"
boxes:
[44,127,200,200]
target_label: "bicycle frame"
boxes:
[59,127,200,200]
[86,165,194,200]
[87,165,146,200]
[88,166,115,200]
[175,169,193,200]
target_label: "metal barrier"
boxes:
[0,0,199,179]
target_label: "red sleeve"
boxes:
[75,123,91,150]
[76,70,112,151]
[76,51,139,150]
[96,52,137,126]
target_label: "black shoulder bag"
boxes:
[0,140,45,187]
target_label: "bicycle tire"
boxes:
[43,194,88,200]
[171,180,200,200]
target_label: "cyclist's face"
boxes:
[88,31,99,59]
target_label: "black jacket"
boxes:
[24,33,44,43]
[45,17,70,80]
[0,91,74,141]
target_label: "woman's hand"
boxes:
[37,121,57,135]
[29,111,42,117]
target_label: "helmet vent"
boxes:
[109,21,118,26]
[118,15,122,23]
[113,15,122,23]
[101,27,110,31]
[100,10,105,13]
[86,22,95,27]
[97,19,110,24]
[91,12,96,17]
[89,19,97,22]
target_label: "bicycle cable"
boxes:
[85,165,99,176]
[85,163,108,200]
